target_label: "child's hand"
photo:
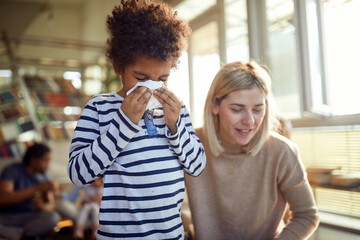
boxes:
[154,86,181,135]
[121,86,152,124]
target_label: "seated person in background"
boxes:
[0,143,61,240]
[54,183,83,224]
[73,177,103,240]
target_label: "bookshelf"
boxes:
[0,84,37,161]
[23,75,88,141]
[0,32,103,181]
[0,75,88,164]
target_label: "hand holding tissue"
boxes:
[126,80,163,110]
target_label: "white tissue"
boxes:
[126,80,163,110]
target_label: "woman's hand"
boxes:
[154,86,182,135]
[121,86,152,124]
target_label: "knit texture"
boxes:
[185,128,319,240]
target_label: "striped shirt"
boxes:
[67,92,206,239]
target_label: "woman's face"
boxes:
[117,57,173,97]
[212,86,266,146]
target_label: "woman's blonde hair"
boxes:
[203,60,275,156]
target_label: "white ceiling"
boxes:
[0,0,177,70]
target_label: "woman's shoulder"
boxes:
[194,127,205,141]
[266,131,299,155]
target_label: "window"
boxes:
[267,0,360,120]
[225,0,249,62]
[174,0,216,22]
[170,0,360,224]
[190,20,220,127]
[265,0,302,119]
[323,0,360,116]
[167,51,190,111]
[0,70,12,87]
[292,126,360,218]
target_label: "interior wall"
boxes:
[17,4,84,62]
[80,0,119,62]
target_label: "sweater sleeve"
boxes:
[67,97,141,186]
[165,105,206,176]
[275,142,320,240]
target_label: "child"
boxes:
[73,178,103,240]
[67,0,206,239]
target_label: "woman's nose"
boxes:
[242,111,255,125]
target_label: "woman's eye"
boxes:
[253,109,264,113]
[231,108,242,112]
[136,77,148,81]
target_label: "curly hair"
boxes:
[106,0,191,70]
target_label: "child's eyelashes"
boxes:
[136,78,167,82]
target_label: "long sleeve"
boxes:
[165,105,206,176]
[67,96,141,186]
[68,94,203,239]
[276,182,319,240]
[276,142,320,240]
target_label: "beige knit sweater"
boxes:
[184,128,319,240]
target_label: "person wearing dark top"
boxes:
[0,143,61,240]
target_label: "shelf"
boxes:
[311,183,360,193]
[0,140,31,159]
[21,75,87,140]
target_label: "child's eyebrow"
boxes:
[133,70,147,76]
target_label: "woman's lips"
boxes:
[235,128,253,136]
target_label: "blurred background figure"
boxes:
[0,143,61,240]
[54,183,82,225]
[73,177,103,240]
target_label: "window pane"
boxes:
[174,0,216,22]
[292,126,360,217]
[225,0,249,62]
[323,0,360,115]
[266,0,301,119]
[0,70,12,87]
[191,21,220,128]
[302,0,331,116]
[168,51,190,111]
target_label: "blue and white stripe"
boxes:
[67,93,206,239]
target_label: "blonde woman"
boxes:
[184,61,319,240]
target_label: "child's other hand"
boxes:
[154,86,181,135]
[121,86,151,124]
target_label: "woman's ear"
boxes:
[211,98,219,115]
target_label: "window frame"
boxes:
[187,2,225,121]
[173,0,359,128]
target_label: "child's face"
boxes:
[117,57,172,97]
